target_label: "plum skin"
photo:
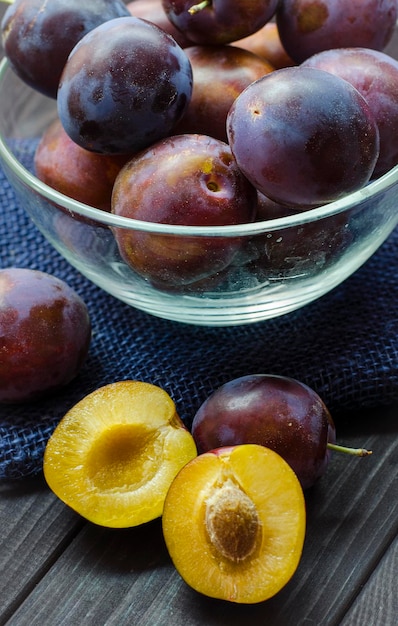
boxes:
[302,47,398,178]
[227,66,380,208]
[57,16,193,155]
[1,0,130,98]
[174,44,274,143]
[0,268,91,404]
[111,133,257,289]
[276,0,398,64]
[162,0,280,46]
[191,374,337,489]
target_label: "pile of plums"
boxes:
[3,0,398,291]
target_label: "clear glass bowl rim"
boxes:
[1,57,398,238]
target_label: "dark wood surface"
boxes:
[1,5,398,625]
[1,402,397,626]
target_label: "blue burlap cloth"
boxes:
[1,160,398,479]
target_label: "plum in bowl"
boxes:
[0,52,398,326]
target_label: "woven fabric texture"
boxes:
[1,162,398,479]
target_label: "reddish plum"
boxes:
[276,0,398,64]
[111,134,257,290]
[227,66,380,208]
[174,44,274,142]
[1,0,130,98]
[34,119,131,212]
[0,268,91,404]
[57,17,193,155]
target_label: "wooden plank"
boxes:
[4,404,397,625]
[341,534,398,625]
[0,475,84,625]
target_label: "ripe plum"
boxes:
[174,44,274,142]
[57,17,193,155]
[34,119,130,212]
[111,134,257,290]
[302,47,398,178]
[1,0,130,98]
[161,0,280,45]
[276,0,398,64]
[191,374,336,489]
[227,66,380,208]
[126,0,193,48]
[0,268,91,404]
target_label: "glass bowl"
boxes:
[0,58,398,326]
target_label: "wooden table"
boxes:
[1,5,397,625]
[1,401,397,626]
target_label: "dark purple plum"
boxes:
[57,16,193,155]
[227,66,380,208]
[191,374,337,489]
[161,0,280,45]
[302,47,398,178]
[111,133,257,290]
[0,268,91,404]
[276,0,398,64]
[1,0,130,98]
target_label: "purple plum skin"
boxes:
[226,66,380,208]
[302,47,398,178]
[191,374,337,489]
[161,0,280,45]
[57,16,193,155]
[111,133,257,290]
[1,0,130,98]
[276,0,398,64]
[0,268,91,404]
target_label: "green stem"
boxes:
[188,0,211,15]
[327,442,372,457]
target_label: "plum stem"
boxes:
[188,1,211,15]
[327,442,372,457]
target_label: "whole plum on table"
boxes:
[227,66,380,208]
[57,17,193,155]
[174,45,274,142]
[161,0,280,45]
[0,268,91,404]
[302,47,398,178]
[191,374,371,490]
[276,0,398,64]
[111,134,257,290]
[1,0,130,98]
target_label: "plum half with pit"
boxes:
[1,0,131,98]
[0,268,91,404]
[111,133,257,290]
[276,0,398,64]
[57,16,193,155]
[227,66,380,208]
[161,0,280,45]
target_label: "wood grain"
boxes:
[2,405,397,626]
